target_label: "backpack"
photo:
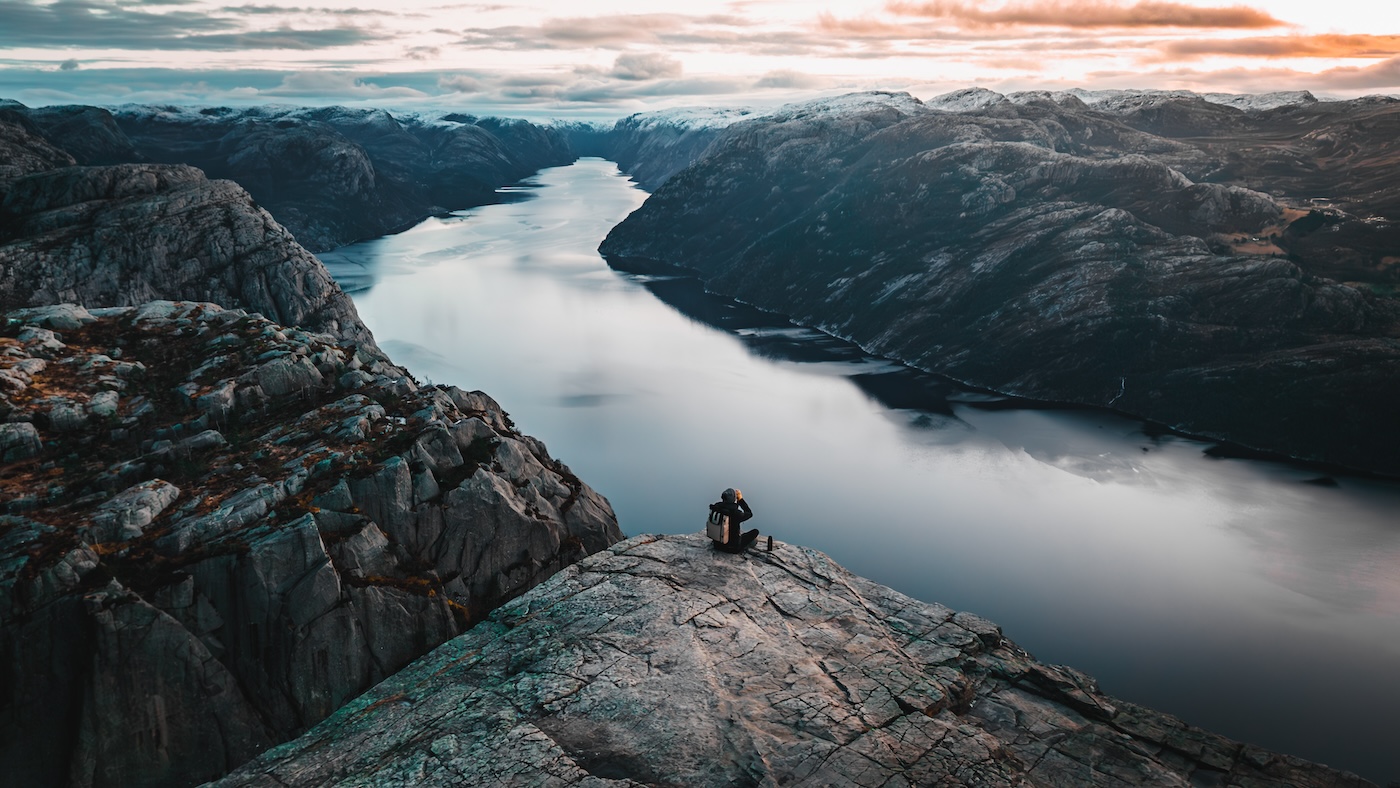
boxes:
[706,508,729,544]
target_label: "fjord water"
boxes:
[321,159,1400,783]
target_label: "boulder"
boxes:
[0,422,41,461]
[5,303,96,330]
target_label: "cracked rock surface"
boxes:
[0,301,621,788]
[216,534,1370,788]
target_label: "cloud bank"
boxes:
[0,0,382,51]
[0,0,1395,113]
[885,0,1284,29]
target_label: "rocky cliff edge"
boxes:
[215,533,1370,788]
[0,301,621,787]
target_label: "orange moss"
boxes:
[348,692,407,721]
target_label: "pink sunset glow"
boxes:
[1,0,1397,114]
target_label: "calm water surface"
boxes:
[321,158,1400,783]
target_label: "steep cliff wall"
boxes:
[0,302,621,787]
[0,106,77,178]
[569,106,757,191]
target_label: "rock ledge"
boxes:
[216,534,1370,787]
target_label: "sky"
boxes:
[2,0,1399,118]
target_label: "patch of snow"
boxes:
[1005,90,1093,110]
[613,91,926,132]
[616,106,759,131]
[1200,91,1318,111]
[1059,89,1205,113]
[926,87,1006,112]
[1054,88,1318,113]
[767,91,926,121]
[1335,94,1400,106]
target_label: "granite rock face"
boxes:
[215,534,1371,788]
[10,102,577,252]
[14,104,141,165]
[0,127,377,352]
[0,106,77,178]
[0,302,621,788]
[601,90,1400,474]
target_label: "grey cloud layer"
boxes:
[0,63,820,114]
[0,0,382,50]
[451,13,840,56]
[1,0,1395,112]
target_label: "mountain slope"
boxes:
[9,102,577,252]
[601,91,1400,474]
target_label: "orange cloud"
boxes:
[815,12,1119,42]
[1160,34,1400,60]
[535,15,698,45]
[817,14,907,37]
[1081,56,1400,93]
[1308,55,1400,89]
[886,0,1284,29]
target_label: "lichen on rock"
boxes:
[0,301,622,787]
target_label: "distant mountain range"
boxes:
[3,100,576,251]
[7,88,1397,475]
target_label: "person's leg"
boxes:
[738,529,759,551]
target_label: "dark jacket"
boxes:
[709,498,753,548]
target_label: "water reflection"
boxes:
[323,158,1400,784]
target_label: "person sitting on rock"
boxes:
[710,488,758,553]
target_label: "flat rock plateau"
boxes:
[216,534,1371,788]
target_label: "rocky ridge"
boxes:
[0,301,621,787]
[574,88,1331,194]
[601,90,1400,474]
[214,533,1372,787]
